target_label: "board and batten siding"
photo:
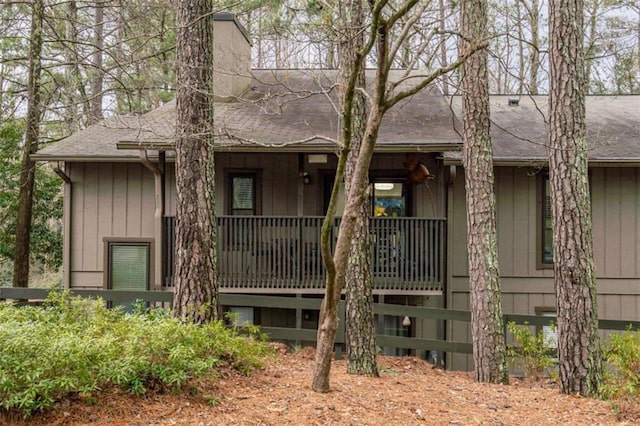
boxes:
[165,153,301,217]
[165,152,445,218]
[67,162,156,288]
[449,165,640,370]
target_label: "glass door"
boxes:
[372,181,406,217]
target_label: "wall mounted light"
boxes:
[402,315,411,327]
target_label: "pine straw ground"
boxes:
[4,345,640,426]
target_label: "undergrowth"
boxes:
[0,291,273,417]
[506,321,557,380]
[602,327,640,420]
[508,322,640,419]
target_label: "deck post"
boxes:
[295,293,302,347]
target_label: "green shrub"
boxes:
[0,291,273,417]
[602,327,640,401]
[506,321,557,380]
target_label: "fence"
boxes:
[2,287,639,358]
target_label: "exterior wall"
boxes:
[66,162,157,288]
[448,165,640,370]
[166,153,302,216]
[165,152,446,218]
[66,152,446,290]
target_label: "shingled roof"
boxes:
[33,71,639,163]
[33,69,463,161]
[445,95,640,164]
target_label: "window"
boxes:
[104,239,153,311]
[540,174,553,266]
[105,241,151,291]
[535,307,558,350]
[229,173,257,215]
[537,173,553,268]
[537,171,592,268]
[225,172,260,248]
[227,307,254,326]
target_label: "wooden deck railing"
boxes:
[163,216,446,294]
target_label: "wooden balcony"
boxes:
[163,216,446,294]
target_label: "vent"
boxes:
[508,97,520,107]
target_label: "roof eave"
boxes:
[116,140,463,153]
[443,157,640,167]
[30,154,154,162]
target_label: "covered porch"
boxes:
[163,216,446,294]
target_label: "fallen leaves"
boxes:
[4,346,637,425]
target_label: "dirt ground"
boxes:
[5,346,639,426]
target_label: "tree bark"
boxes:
[89,1,104,125]
[313,1,476,391]
[548,0,601,396]
[528,0,540,94]
[172,0,219,323]
[12,0,44,288]
[439,0,449,95]
[313,108,384,392]
[338,0,379,378]
[312,3,389,391]
[460,0,508,384]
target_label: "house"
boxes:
[33,13,640,369]
[445,95,640,369]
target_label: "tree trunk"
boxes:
[439,0,449,95]
[529,0,540,94]
[584,0,601,92]
[313,106,384,392]
[12,0,44,288]
[515,0,525,94]
[312,1,473,391]
[548,0,601,397]
[64,1,79,132]
[89,1,104,124]
[460,0,508,384]
[338,0,379,378]
[172,0,219,323]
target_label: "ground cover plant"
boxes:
[601,327,640,419]
[0,291,272,417]
[506,321,557,380]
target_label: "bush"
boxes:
[0,291,272,417]
[506,321,557,380]
[602,327,640,400]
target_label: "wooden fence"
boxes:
[2,287,639,358]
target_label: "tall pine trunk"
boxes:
[13,0,44,288]
[172,0,219,323]
[460,0,508,384]
[339,0,378,378]
[548,0,601,396]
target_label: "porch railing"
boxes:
[163,216,446,293]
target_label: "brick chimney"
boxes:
[213,13,251,101]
